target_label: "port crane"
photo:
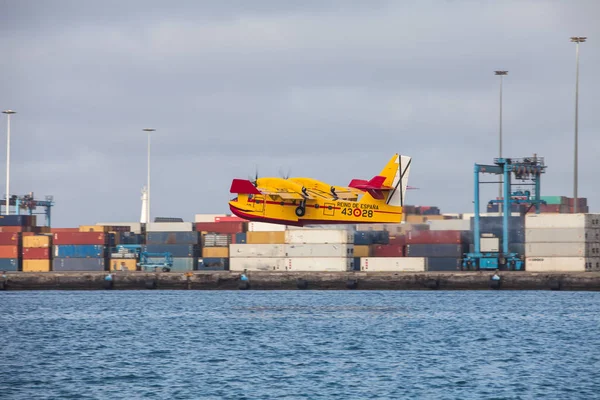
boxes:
[0,193,54,226]
[462,156,546,271]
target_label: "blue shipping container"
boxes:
[142,244,200,258]
[353,257,361,271]
[0,215,36,227]
[53,258,107,271]
[197,257,229,271]
[406,244,467,258]
[54,245,107,258]
[119,232,143,245]
[354,232,373,245]
[146,231,200,245]
[169,257,197,271]
[427,257,461,271]
[0,258,20,271]
[235,233,247,244]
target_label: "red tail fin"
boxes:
[348,175,391,200]
[230,179,261,195]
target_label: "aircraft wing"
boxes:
[259,188,306,200]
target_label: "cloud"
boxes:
[1,0,599,226]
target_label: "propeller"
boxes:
[279,167,291,180]
[248,165,259,186]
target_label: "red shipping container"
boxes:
[23,247,51,259]
[373,244,404,257]
[406,230,465,245]
[0,245,19,258]
[0,226,23,232]
[540,204,561,213]
[50,228,80,233]
[214,216,249,223]
[388,235,406,246]
[195,222,247,234]
[53,232,108,245]
[567,198,587,207]
[0,232,20,245]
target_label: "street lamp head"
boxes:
[143,128,155,132]
[570,36,587,43]
[2,110,16,115]
[494,71,508,76]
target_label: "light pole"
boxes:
[143,128,155,224]
[2,110,16,216]
[570,36,586,213]
[495,71,508,214]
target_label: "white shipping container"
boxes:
[525,228,600,243]
[360,257,427,272]
[248,222,286,232]
[229,257,286,271]
[95,222,142,234]
[147,222,193,232]
[229,244,285,258]
[481,237,500,252]
[285,229,353,244]
[285,257,353,272]
[525,257,599,272]
[428,219,471,231]
[525,242,600,257]
[284,244,354,257]
[525,214,600,229]
[194,214,227,223]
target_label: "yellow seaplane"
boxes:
[228,153,412,226]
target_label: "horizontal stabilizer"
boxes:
[348,175,391,191]
[230,179,261,195]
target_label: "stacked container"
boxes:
[229,227,287,272]
[144,227,200,271]
[525,214,600,272]
[283,229,354,272]
[0,232,21,271]
[200,233,230,270]
[53,232,113,271]
[404,230,470,271]
[22,234,52,272]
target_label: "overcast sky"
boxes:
[1,0,599,227]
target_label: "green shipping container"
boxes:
[541,196,566,205]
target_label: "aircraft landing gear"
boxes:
[295,200,306,217]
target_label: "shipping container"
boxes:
[285,257,353,272]
[372,244,404,257]
[360,257,426,272]
[388,235,407,246]
[405,244,466,258]
[567,197,587,207]
[52,258,107,271]
[471,216,525,233]
[540,196,568,205]
[202,247,229,258]
[428,219,472,231]
[53,232,113,245]
[0,215,36,226]
[147,222,193,232]
[354,231,373,245]
[481,237,499,252]
[525,214,600,229]
[202,233,231,247]
[248,222,286,232]
[197,257,229,270]
[284,244,353,258]
[0,258,19,271]
[525,227,600,243]
[246,231,286,244]
[23,235,51,248]
[79,225,110,232]
[353,245,371,257]
[525,257,599,272]
[95,222,142,234]
[407,230,471,245]
[142,244,200,257]
[525,242,600,257]
[194,214,227,223]
[118,232,144,245]
[214,216,248,223]
[109,259,138,271]
[54,245,106,258]
[230,257,286,271]
[22,260,51,272]
[0,245,19,258]
[285,229,353,244]
[229,244,285,258]
[170,257,197,271]
[509,243,525,255]
[22,247,51,259]
[195,221,246,234]
[426,257,461,271]
[0,232,20,245]
[50,228,80,233]
[146,231,200,245]
[235,232,247,244]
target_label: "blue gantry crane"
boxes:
[1,193,55,226]
[462,156,547,271]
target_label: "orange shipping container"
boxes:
[23,235,51,248]
[0,245,19,258]
[22,260,51,272]
[109,259,138,271]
